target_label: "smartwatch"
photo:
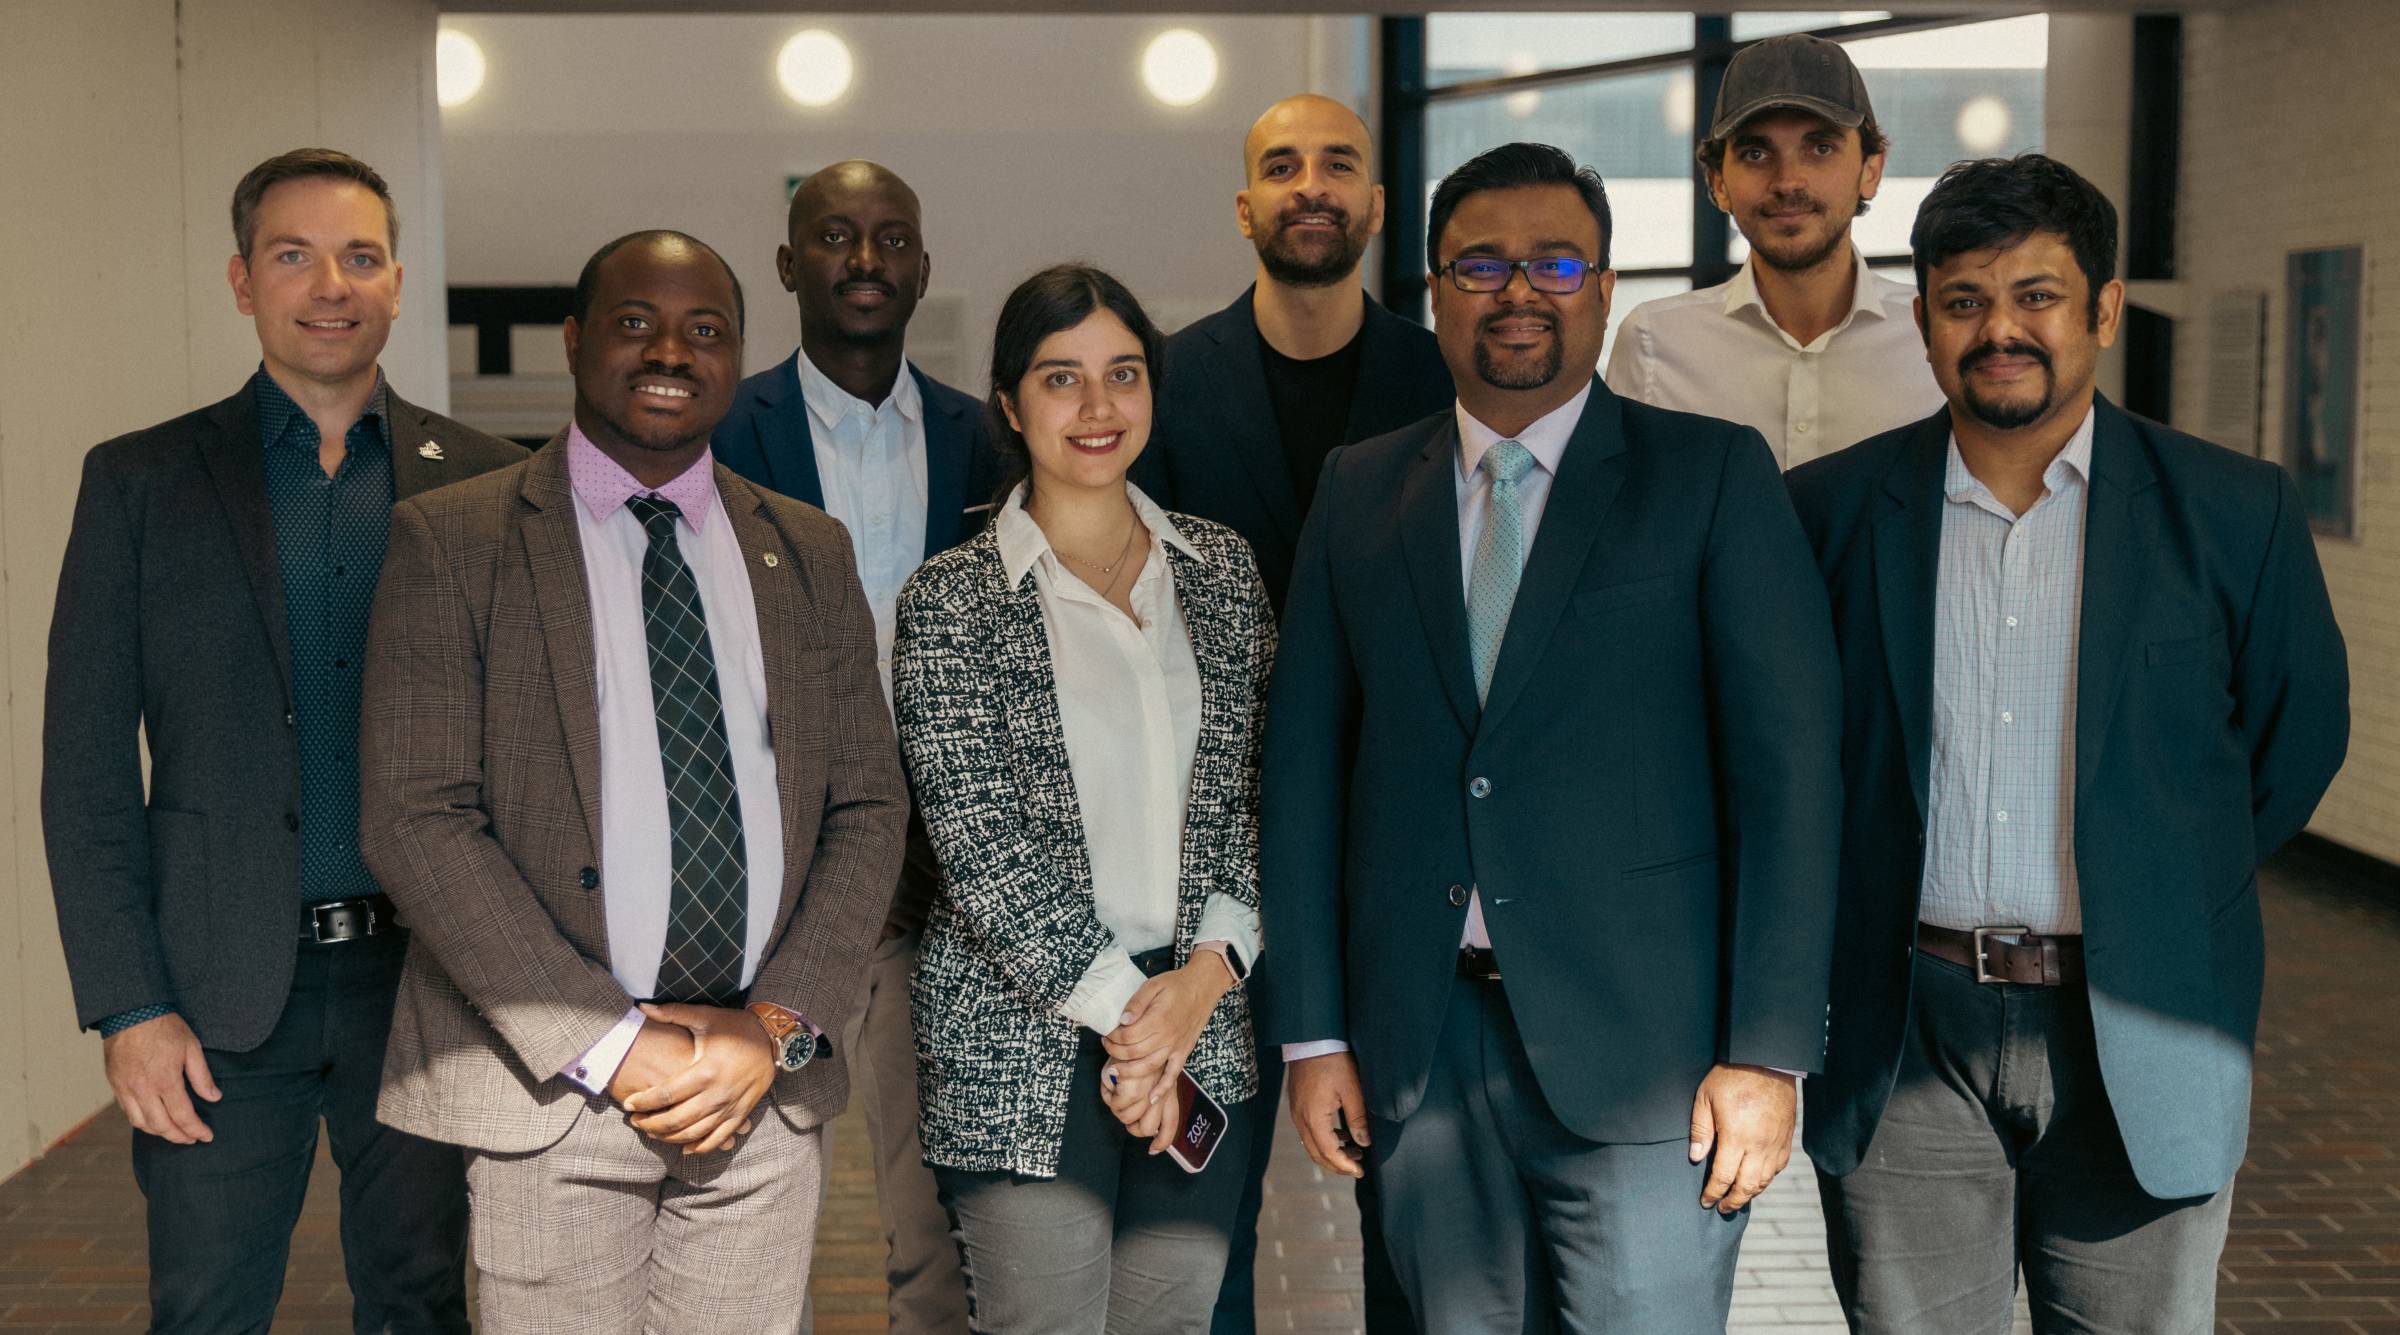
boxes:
[1199,941,1249,986]
[747,1002,828,1074]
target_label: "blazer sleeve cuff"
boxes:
[1062,946,1147,1036]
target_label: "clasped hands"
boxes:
[1098,951,1237,1153]
[609,1002,779,1156]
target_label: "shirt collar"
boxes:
[995,480,1203,588]
[566,421,720,531]
[796,347,923,438]
[1454,379,1593,487]
[251,364,392,455]
[1721,247,1892,337]
[1943,402,2098,506]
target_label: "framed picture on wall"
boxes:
[2282,245,2365,538]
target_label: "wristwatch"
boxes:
[747,1002,828,1074]
[1198,941,1249,986]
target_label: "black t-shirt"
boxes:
[1259,326,1366,510]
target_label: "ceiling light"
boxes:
[777,29,854,109]
[436,29,485,109]
[1142,29,1219,108]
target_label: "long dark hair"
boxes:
[985,263,1166,507]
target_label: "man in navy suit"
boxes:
[712,158,994,1335]
[1261,141,1844,1334]
[1787,154,2348,1334]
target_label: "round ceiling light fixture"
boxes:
[1956,95,2012,154]
[1142,28,1219,108]
[777,29,855,108]
[436,29,486,109]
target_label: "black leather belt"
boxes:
[301,894,400,944]
[1457,946,1502,981]
[1917,923,2082,986]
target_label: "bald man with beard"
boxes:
[713,159,996,1335]
[1133,94,1446,1335]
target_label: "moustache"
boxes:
[1278,204,1351,231]
[1478,311,1558,337]
[1759,191,1820,215]
[629,365,699,385]
[835,279,897,298]
[1959,341,2052,376]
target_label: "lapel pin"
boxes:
[418,440,445,460]
[763,551,780,568]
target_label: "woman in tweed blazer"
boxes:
[892,264,1273,1334]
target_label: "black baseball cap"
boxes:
[1708,33,1875,142]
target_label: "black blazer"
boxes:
[43,383,524,1050]
[1785,397,2349,1200]
[1259,379,1844,1144]
[712,353,997,556]
[1135,288,1454,607]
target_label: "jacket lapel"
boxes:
[1398,419,1480,734]
[750,359,826,509]
[1872,412,1950,822]
[385,389,458,502]
[916,366,973,557]
[1477,381,1627,735]
[720,468,818,945]
[1203,291,1305,547]
[1342,298,1419,443]
[2072,397,2157,803]
[195,389,295,703]
[514,435,608,861]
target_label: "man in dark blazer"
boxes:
[362,230,908,1328]
[1133,94,1452,1335]
[711,159,993,1335]
[1788,155,2349,1333]
[42,149,520,1331]
[1262,141,1843,1334]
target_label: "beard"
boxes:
[1473,312,1564,391]
[1255,206,1371,288]
[1957,342,2056,430]
[1747,190,1858,275]
[583,381,713,456]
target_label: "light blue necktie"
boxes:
[1467,439,1536,704]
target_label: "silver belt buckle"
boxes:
[307,900,377,943]
[1971,925,2032,983]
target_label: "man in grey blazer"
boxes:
[361,229,908,1332]
[43,149,521,1331]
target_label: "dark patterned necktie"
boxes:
[627,495,747,1006]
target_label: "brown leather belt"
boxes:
[1917,923,2082,986]
[1457,946,1502,981]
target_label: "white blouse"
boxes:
[993,483,1263,1035]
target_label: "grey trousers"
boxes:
[933,1030,1257,1335]
[465,1105,824,1335]
[1816,951,2234,1335]
[1369,976,1748,1335]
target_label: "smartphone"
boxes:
[1165,1070,1230,1174]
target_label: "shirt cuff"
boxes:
[562,1006,646,1096]
[96,1003,176,1037]
[1282,1039,1351,1063]
[1194,894,1262,974]
[1062,946,1148,1036]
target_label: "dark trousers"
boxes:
[935,1030,1256,1335]
[130,933,469,1334]
[1369,977,1745,1335]
[1816,951,2233,1335]
[1209,1043,1414,1335]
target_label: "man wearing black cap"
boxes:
[1608,33,1941,469]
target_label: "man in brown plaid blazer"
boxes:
[360,229,907,1333]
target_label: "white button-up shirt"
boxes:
[1920,407,2094,936]
[993,484,1263,1036]
[798,349,930,705]
[1606,248,1944,469]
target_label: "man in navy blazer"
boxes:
[1787,155,2348,1333]
[711,159,994,1335]
[1262,142,1843,1334]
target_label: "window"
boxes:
[1390,12,2049,366]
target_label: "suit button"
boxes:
[1468,777,1492,799]
[1447,884,1469,908]
[579,866,599,890]
[284,710,296,728]
[284,812,299,832]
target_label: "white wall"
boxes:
[438,14,1372,394]
[2175,0,2400,863]
[0,0,447,1177]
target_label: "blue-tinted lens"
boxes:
[1528,257,1588,291]
[1454,259,1511,288]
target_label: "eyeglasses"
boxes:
[1438,255,1592,294]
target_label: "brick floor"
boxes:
[3,842,2396,1332]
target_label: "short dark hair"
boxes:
[230,148,397,260]
[1695,116,1890,215]
[985,263,1166,505]
[1910,154,2118,326]
[1425,142,1612,273]
[571,229,746,333]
